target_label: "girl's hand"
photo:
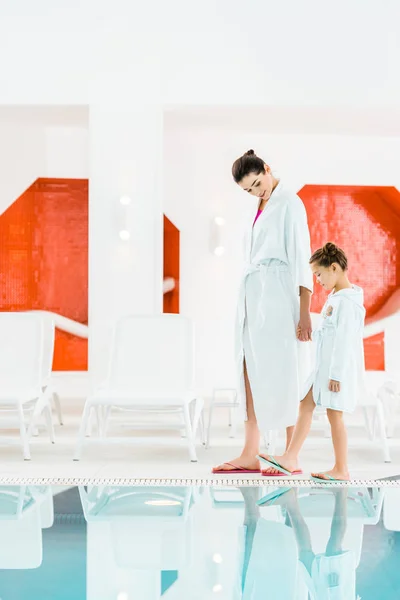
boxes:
[329,379,341,393]
[297,313,312,342]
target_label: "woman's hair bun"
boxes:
[232,149,265,183]
[322,242,338,257]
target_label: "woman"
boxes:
[213,149,313,474]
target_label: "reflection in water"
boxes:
[0,485,399,599]
[238,487,299,598]
[254,487,357,599]
[80,486,195,599]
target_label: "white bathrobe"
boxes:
[300,551,356,600]
[303,286,366,412]
[235,520,299,600]
[235,181,313,431]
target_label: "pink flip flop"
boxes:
[261,469,303,477]
[212,462,261,474]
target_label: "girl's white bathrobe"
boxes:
[235,181,313,431]
[303,285,366,412]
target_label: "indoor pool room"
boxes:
[2,3,400,600]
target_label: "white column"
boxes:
[384,313,400,377]
[89,103,163,382]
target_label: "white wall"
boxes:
[0,112,88,214]
[0,123,46,213]
[164,115,400,392]
[44,126,88,179]
[88,105,164,380]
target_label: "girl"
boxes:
[258,242,366,482]
[213,149,313,474]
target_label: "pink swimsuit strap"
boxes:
[253,208,263,225]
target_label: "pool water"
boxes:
[0,485,399,599]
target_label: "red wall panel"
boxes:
[0,178,88,370]
[163,214,180,314]
[299,185,400,370]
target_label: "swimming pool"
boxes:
[0,485,399,599]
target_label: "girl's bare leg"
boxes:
[312,409,350,481]
[259,387,315,474]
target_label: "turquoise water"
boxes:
[0,485,399,598]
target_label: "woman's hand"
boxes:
[296,312,312,342]
[329,379,341,393]
[298,287,312,342]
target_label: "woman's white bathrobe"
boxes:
[235,181,313,431]
[303,286,366,413]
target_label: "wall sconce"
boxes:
[210,216,226,256]
[116,195,131,241]
[163,277,176,294]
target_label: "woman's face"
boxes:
[311,262,339,292]
[238,165,274,200]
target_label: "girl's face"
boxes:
[238,165,274,200]
[311,262,340,292]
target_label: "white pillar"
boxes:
[89,103,163,381]
[384,313,400,377]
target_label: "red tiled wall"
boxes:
[299,185,400,370]
[163,215,180,314]
[0,178,88,370]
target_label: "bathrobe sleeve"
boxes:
[329,298,355,382]
[285,196,313,295]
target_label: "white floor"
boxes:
[0,400,400,481]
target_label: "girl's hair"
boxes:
[310,242,348,271]
[232,149,266,183]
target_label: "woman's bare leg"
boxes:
[213,360,261,472]
[239,487,261,591]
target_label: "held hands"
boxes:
[329,379,341,393]
[296,313,312,342]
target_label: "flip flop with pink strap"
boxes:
[212,462,261,474]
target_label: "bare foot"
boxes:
[311,467,350,481]
[258,453,301,475]
[212,455,260,473]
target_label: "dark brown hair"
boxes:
[232,149,266,183]
[310,242,348,271]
